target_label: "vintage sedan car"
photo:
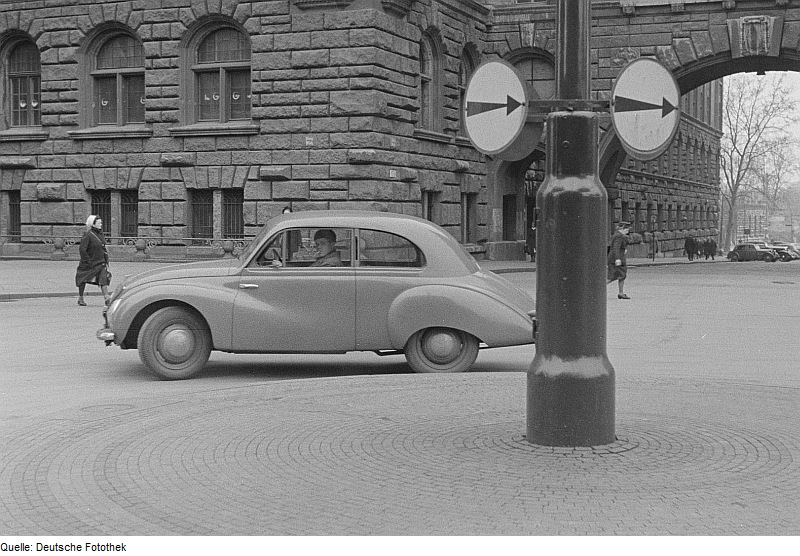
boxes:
[764,243,799,262]
[726,243,779,262]
[97,211,536,380]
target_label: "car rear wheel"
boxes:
[138,306,211,380]
[404,327,479,373]
[729,253,740,262]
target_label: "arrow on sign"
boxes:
[466,95,524,117]
[614,95,677,118]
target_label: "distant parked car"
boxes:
[97,211,537,380]
[726,243,779,262]
[764,243,799,262]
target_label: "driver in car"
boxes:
[310,229,343,267]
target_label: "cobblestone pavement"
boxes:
[1,257,797,535]
[1,372,797,535]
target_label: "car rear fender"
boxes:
[112,282,237,350]
[386,285,534,350]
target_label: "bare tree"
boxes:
[719,72,798,249]
[749,136,800,220]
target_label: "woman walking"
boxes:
[75,215,110,306]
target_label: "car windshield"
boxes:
[238,218,279,261]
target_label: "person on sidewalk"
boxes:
[75,215,111,306]
[607,221,631,299]
[684,235,695,261]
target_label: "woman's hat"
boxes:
[85,215,98,228]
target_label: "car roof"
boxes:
[253,210,481,276]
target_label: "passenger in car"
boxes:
[310,229,343,267]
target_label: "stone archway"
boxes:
[483,149,542,260]
[600,38,800,188]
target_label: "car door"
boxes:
[353,229,427,350]
[231,227,356,352]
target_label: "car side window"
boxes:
[284,228,352,268]
[357,229,425,268]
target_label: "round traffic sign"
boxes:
[463,60,530,158]
[610,58,681,161]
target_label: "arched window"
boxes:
[7,40,41,127]
[419,33,442,132]
[193,27,251,122]
[92,34,145,125]
[457,49,477,137]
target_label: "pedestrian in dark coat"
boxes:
[75,215,110,306]
[607,221,631,299]
[684,236,695,261]
[707,238,717,260]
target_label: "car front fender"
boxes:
[108,280,239,350]
[386,285,534,350]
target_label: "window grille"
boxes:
[120,191,138,237]
[223,189,244,239]
[91,191,112,237]
[8,42,41,127]
[461,193,478,244]
[191,190,214,240]
[8,191,21,240]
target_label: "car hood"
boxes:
[121,259,239,289]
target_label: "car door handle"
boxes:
[239,283,259,289]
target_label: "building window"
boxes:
[457,49,476,137]
[461,193,478,244]
[120,191,138,237]
[502,194,516,241]
[8,41,41,127]
[191,190,214,240]
[223,189,244,239]
[90,191,112,236]
[8,190,21,240]
[419,33,442,132]
[422,191,439,223]
[194,28,251,123]
[92,34,145,125]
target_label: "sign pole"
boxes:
[527,0,615,446]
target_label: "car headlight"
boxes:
[106,298,122,326]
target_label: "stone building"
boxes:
[0,0,722,260]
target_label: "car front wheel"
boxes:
[138,306,211,380]
[763,254,774,262]
[729,253,740,262]
[404,327,479,373]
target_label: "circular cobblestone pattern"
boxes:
[1,374,798,535]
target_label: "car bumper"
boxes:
[96,328,115,344]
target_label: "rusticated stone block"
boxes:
[36,183,67,202]
[347,149,380,164]
[259,166,292,181]
[161,153,196,167]
[330,90,387,116]
[0,156,35,169]
[273,181,310,200]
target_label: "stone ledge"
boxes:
[0,128,49,142]
[168,122,259,137]
[68,125,153,141]
[0,156,36,169]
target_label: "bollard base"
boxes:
[527,354,615,447]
